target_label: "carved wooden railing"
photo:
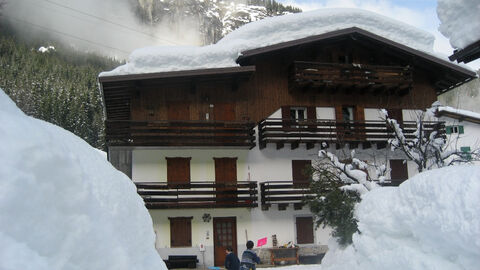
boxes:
[106,120,256,148]
[258,118,445,149]
[135,181,258,209]
[290,61,412,94]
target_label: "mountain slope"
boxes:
[132,0,301,44]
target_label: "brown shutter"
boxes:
[335,106,343,122]
[296,216,314,244]
[292,160,311,187]
[282,106,291,129]
[355,106,365,140]
[214,158,237,205]
[166,157,191,184]
[355,106,364,122]
[389,159,408,184]
[307,106,316,130]
[169,217,193,247]
[387,109,403,124]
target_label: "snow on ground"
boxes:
[101,8,434,76]
[320,165,480,270]
[437,0,480,49]
[0,88,166,270]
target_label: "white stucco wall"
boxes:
[130,106,429,267]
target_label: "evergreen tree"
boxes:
[0,28,120,150]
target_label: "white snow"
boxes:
[101,8,435,76]
[38,46,55,53]
[436,105,480,121]
[0,88,166,270]
[437,0,480,49]
[320,165,480,270]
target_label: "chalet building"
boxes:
[99,13,476,267]
[434,105,480,163]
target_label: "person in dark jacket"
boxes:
[225,246,240,270]
[240,241,261,270]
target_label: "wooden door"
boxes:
[168,101,190,120]
[166,157,191,185]
[214,158,237,205]
[296,216,314,244]
[213,217,237,266]
[214,103,235,121]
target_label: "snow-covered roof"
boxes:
[101,8,439,77]
[435,105,480,124]
[437,0,480,50]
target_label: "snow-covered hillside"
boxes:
[0,88,166,270]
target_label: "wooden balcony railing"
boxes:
[290,61,412,95]
[105,120,256,148]
[135,181,258,209]
[258,118,445,149]
[260,181,314,210]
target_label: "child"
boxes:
[240,241,261,270]
[225,246,240,270]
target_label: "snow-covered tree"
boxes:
[381,104,479,173]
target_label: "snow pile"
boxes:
[101,8,434,76]
[321,165,480,270]
[38,46,55,53]
[0,89,166,270]
[437,0,480,49]
[437,105,480,121]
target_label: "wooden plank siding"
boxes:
[124,39,438,129]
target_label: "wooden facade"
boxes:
[100,28,475,209]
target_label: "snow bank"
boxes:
[0,89,166,270]
[321,165,480,270]
[101,8,434,76]
[437,0,480,49]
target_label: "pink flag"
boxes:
[257,237,267,247]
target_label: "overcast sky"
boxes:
[276,0,480,70]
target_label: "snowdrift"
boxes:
[0,89,166,270]
[321,165,480,270]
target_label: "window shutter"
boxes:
[282,106,291,129]
[296,216,314,244]
[170,217,193,247]
[446,126,452,134]
[459,125,464,134]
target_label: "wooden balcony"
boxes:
[106,120,256,148]
[290,61,412,95]
[260,179,404,210]
[258,118,445,150]
[135,181,258,209]
[260,181,314,210]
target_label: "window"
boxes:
[169,217,192,247]
[166,157,191,184]
[296,216,314,244]
[342,106,354,122]
[461,146,471,160]
[446,125,464,134]
[290,107,307,121]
